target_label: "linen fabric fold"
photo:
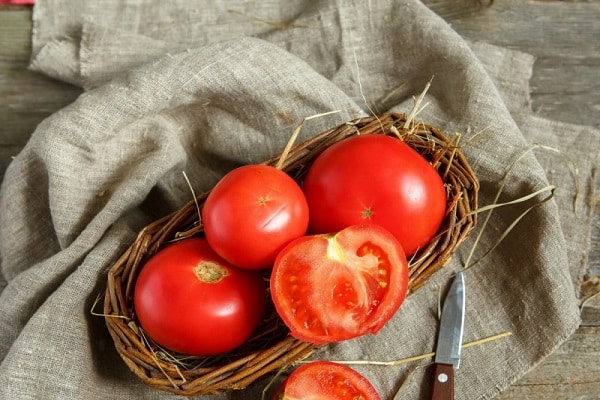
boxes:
[1,0,597,399]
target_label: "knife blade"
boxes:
[431,271,466,400]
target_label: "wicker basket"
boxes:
[103,112,479,396]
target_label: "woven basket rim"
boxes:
[103,112,479,396]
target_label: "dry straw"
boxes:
[103,112,479,396]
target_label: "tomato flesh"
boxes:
[270,224,408,344]
[302,134,447,256]
[274,361,381,400]
[133,238,266,356]
[203,164,309,270]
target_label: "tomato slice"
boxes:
[270,224,409,344]
[273,361,381,400]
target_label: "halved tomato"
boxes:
[270,224,409,344]
[273,361,381,400]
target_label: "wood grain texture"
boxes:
[0,1,598,398]
[495,326,600,399]
[425,0,600,129]
[0,9,80,178]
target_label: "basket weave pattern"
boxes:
[103,112,479,396]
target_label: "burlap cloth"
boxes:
[1,1,598,399]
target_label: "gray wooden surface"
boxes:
[1,1,598,398]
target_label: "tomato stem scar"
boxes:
[195,262,228,283]
[258,195,270,205]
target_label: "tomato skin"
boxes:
[273,361,381,400]
[133,238,266,356]
[202,164,309,270]
[302,134,447,256]
[270,224,409,344]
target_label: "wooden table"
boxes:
[1,1,598,398]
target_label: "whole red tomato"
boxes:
[270,224,409,344]
[202,164,309,270]
[273,361,381,400]
[302,134,447,256]
[133,238,266,356]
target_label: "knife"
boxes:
[431,271,466,400]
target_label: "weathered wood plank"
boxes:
[425,0,600,129]
[495,326,600,400]
[0,9,80,177]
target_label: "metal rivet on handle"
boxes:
[437,373,449,383]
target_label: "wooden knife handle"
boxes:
[431,363,454,400]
